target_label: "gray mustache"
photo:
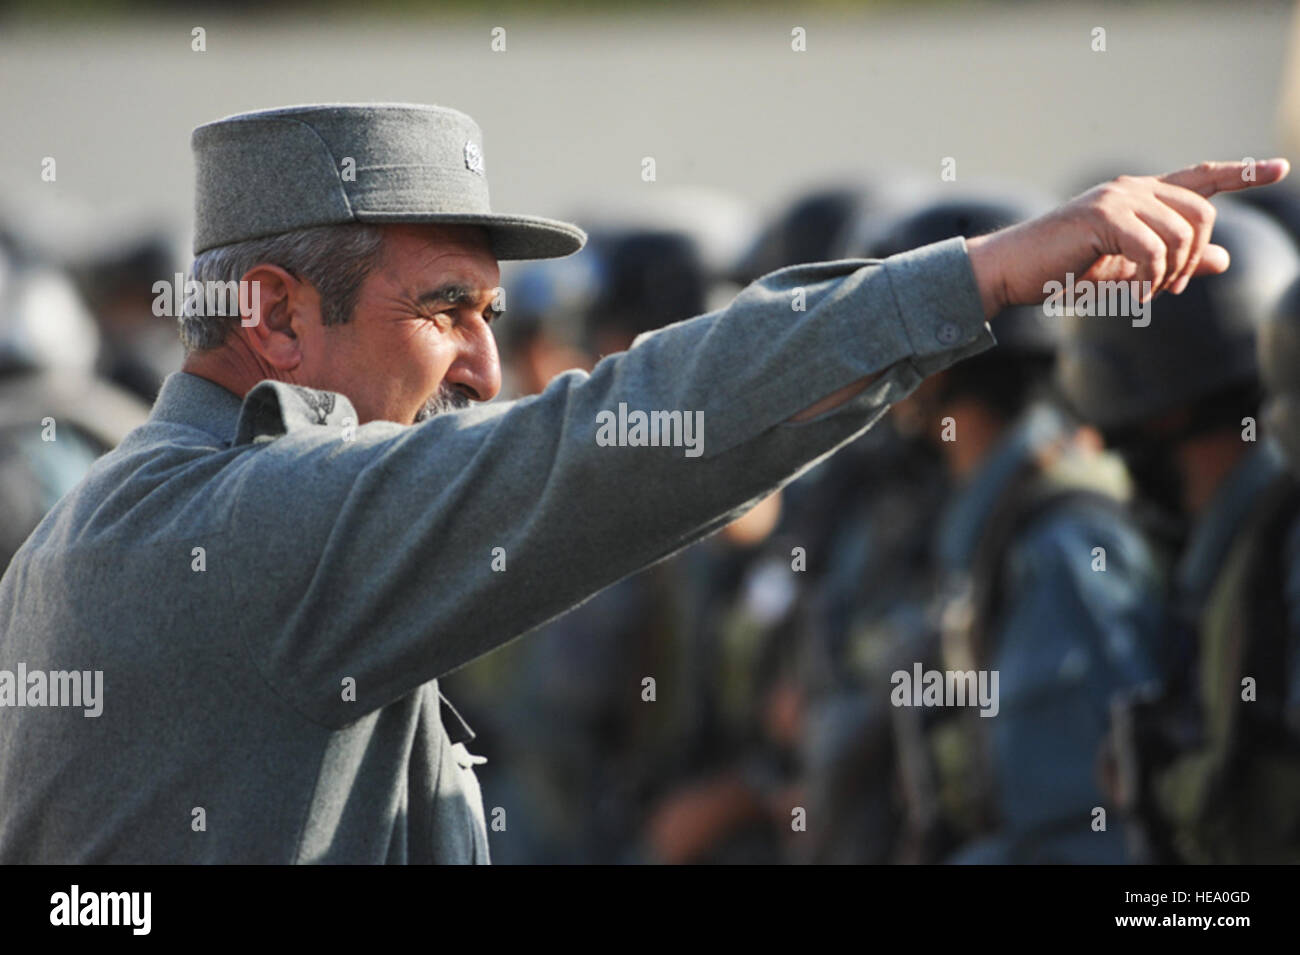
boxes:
[414,386,471,422]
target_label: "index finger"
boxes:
[1158,158,1291,197]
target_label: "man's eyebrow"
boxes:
[416,283,476,307]
[415,283,504,318]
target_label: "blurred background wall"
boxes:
[0,1,1294,256]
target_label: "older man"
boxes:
[0,102,1284,863]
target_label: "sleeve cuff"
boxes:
[881,235,996,374]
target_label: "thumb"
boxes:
[1191,243,1231,276]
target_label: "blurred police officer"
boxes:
[0,229,148,569]
[790,411,949,864]
[729,184,953,863]
[577,216,806,864]
[643,186,916,865]
[1059,200,1300,863]
[492,254,598,398]
[873,194,1167,864]
[64,225,184,404]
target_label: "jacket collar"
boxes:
[148,371,246,445]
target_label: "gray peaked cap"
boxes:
[191,103,587,259]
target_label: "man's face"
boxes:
[297,223,503,425]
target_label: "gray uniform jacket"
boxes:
[0,237,992,863]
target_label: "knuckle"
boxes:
[1096,182,1125,205]
[1187,199,1214,227]
[1139,234,1165,264]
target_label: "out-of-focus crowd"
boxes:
[6,172,1300,864]
[0,216,176,566]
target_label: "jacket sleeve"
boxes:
[226,237,995,727]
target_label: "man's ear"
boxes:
[235,264,319,371]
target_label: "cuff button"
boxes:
[936,322,961,345]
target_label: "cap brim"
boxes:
[353,211,586,261]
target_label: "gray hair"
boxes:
[179,223,385,352]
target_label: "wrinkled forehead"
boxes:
[377,223,500,289]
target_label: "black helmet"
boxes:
[852,191,1059,356]
[1057,200,1300,433]
[732,185,875,285]
[1237,184,1300,250]
[583,227,709,347]
[1260,274,1300,472]
[66,229,177,302]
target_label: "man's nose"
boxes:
[444,318,502,402]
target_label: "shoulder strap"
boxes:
[1229,471,1300,746]
[968,463,1124,666]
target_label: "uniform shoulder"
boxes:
[235,380,360,445]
